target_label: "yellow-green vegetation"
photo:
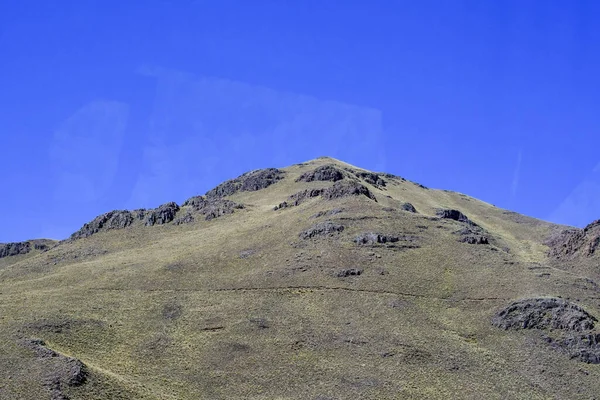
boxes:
[0,157,598,399]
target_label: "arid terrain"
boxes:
[2,156,600,399]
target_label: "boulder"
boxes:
[401,202,417,213]
[492,298,597,332]
[436,209,476,226]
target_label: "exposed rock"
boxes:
[174,212,195,225]
[299,221,345,240]
[401,202,417,213]
[310,208,344,219]
[547,220,600,259]
[354,171,386,187]
[337,268,363,277]
[71,209,139,239]
[274,189,325,211]
[295,165,345,182]
[289,189,325,206]
[322,181,377,202]
[21,338,88,398]
[182,196,244,221]
[381,172,406,182]
[145,202,180,226]
[273,201,289,211]
[460,236,489,245]
[553,333,600,364]
[436,209,477,226]
[0,241,31,258]
[354,233,399,245]
[492,298,597,332]
[206,168,284,198]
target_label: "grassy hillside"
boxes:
[1,157,599,399]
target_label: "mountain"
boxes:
[1,156,600,399]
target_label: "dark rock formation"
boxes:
[295,165,345,182]
[145,202,180,226]
[0,241,31,258]
[554,333,600,364]
[273,201,289,211]
[206,168,284,198]
[354,171,386,187]
[337,268,363,277]
[460,236,489,245]
[21,338,88,399]
[322,181,377,202]
[182,196,244,221]
[492,298,597,332]
[401,202,417,213]
[436,209,477,226]
[274,189,325,211]
[291,188,325,205]
[71,209,140,239]
[547,220,600,259]
[299,221,345,240]
[174,212,195,225]
[354,233,399,245]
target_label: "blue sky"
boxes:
[1,1,599,242]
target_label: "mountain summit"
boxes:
[1,157,600,399]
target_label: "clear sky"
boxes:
[1,1,599,242]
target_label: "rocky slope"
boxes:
[1,157,599,400]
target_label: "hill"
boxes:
[1,156,599,399]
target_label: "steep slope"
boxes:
[1,157,599,399]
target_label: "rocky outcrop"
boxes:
[206,168,284,198]
[299,221,345,240]
[21,338,88,399]
[492,298,597,332]
[494,298,600,364]
[144,202,180,226]
[0,241,31,258]
[436,209,475,224]
[401,203,417,213]
[182,196,244,221]
[174,212,194,225]
[71,209,141,239]
[322,181,377,202]
[547,220,600,259]
[354,171,386,187]
[460,235,489,245]
[295,165,345,183]
[553,333,600,364]
[354,233,400,245]
[274,188,325,210]
[337,268,363,277]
